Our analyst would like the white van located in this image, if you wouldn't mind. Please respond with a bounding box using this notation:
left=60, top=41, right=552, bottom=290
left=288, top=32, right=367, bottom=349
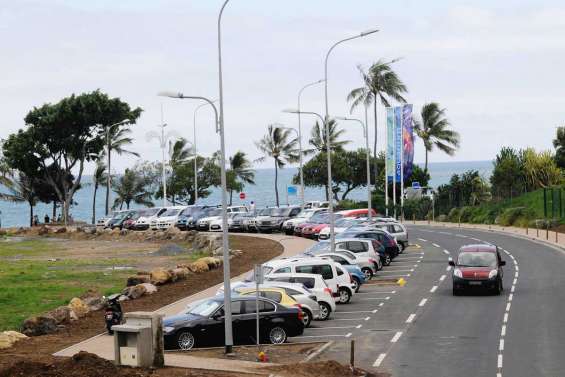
left=151, top=206, right=188, bottom=230
left=134, top=207, right=166, bottom=230
left=263, top=257, right=353, bottom=304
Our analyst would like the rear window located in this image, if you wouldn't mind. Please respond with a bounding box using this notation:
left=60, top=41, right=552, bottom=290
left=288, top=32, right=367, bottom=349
left=259, top=301, right=276, bottom=312
left=295, top=277, right=315, bottom=289
left=260, top=291, right=282, bottom=302
left=347, top=241, right=368, bottom=253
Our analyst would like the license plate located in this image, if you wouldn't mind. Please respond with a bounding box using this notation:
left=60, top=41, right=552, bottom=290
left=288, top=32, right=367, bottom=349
left=469, top=281, right=482, bottom=285
left=106, top=314, right=113, bottom=320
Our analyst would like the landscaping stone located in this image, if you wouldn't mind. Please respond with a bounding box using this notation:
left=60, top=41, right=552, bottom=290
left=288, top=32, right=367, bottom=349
left=38, top=226, right=49, bottom=235
left=21, top=315, right=58, bottom=336
left=83, top=296, right=107, bottom=311
left=187, top=260, right=209, bottom=273
left=197, top=256, right=222, bottom=269
left=124, top=284, right=146, bottom=299
left=55, top=227, right=67, bottom=234
left=139, top=283, right=157, bottom=294
left=126, top=275, right=150, bottom=287
left=45, top=306, right=73, bottom=324
left=68, top=297, right=90, bottom=318
left=150, top=268, right=172, bottom=285
left=0, top=331, right=27, bottom=350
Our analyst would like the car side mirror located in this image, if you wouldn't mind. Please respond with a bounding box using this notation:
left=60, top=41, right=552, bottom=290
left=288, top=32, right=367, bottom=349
left=500, top=260, right=506, bottom=266
left=448, top=260, right=455, bottom=267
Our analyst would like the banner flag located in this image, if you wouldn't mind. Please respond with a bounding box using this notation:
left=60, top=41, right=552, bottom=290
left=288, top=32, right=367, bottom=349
left=394, top=106, right=402, bottom=183
left=386, top=108, right=395, bottom=179
left=402, top=104, right=414, bottom=179
left=287, top=186, right=297, bottom=196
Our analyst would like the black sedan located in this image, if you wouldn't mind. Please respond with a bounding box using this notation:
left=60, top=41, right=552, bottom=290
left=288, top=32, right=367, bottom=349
left=163, top=296, right=305, bottom=350
left=337, top=228, right=400, bottom=259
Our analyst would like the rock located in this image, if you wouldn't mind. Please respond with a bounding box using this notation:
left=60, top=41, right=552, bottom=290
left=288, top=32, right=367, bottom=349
left=170, top=267, right=190, bottom=281
left=45, top=306, right=73, bottom=324
left=120, top=229, right=128, bottom=236
left=165, top=227, right=182, bottom=236
left=22, top=316, right=58, bottom=336
left=38, top=226, right=49, bottom=235
left=187, top=260, right=209, bottom=273
left=150, top=268, right=172, bottom=285
left=123, top=284, right=146, bottom=299
left=55, top=227, right=67, bottom=234
left=83, top=296, right=107, bottom=311
left=197, top=256, right=222, bottom=269
left=126, top=275, right=150, bottom=287
left=75, top=226, right=84, bottom=233
left=0, top=331, right=27, bottom=350
left=117, top=295, right=130, bottom=302
left=110, top=228, right=121, bottom=236
left=84, top=227, right=97, bottom=235
left=139, top=283, right=157, bottom=294
left=68, top=297, right=90, bottom=318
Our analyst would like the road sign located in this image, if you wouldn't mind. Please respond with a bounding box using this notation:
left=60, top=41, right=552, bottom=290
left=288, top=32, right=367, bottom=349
left=254, top=264, right=264, bottom=284
left=412, top=181, right=421, bottom=189
left=287, top=186, right=297, bottom=196
left=239, top=192, right=246, bottom=200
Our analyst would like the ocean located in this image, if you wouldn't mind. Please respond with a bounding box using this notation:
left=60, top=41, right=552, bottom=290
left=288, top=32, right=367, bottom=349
left=0, top=160, right=493, bottom=227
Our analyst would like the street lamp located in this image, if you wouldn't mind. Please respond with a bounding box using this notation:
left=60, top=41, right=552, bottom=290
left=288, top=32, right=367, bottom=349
left=193, top=100, right=217, bottom=204
left=296, top=79, right=325, bottom=210
left=105, top=119, right=130, bottom=216
left=146, top=123, right=180, bottom=208
left=335, top=116, right=372, bottom=220
left=323, top=28, right=379, bottom=253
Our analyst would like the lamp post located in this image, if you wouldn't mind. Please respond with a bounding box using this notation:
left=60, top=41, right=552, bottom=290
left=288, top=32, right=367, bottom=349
left=193, top=100, right=217, bottom=203
left=145, top=123, right=179, bottom=208
left=335, top=116, right=372, bottom=220
left=296, top=79, right=325, bottom=210
left=323, top=28, right=379, bottom=253
left=104, top=120, right=129, bottom=216
left=159, top=91, right=232, bottom=353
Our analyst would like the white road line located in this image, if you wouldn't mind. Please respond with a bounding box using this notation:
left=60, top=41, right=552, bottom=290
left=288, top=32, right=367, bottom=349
left=294, top=334, right=349, bottom=339
left=356, top=325, right=362, bottom=329
left=503, top=249, right=510, bottom=255
left=345, top=332, right=352, bottom=338
left=470, top=237, right=482, bottom=241
left=439, top=275, right=446, bottom=281
left=511, top=285, right=515, bottom=293
left=406, top=314, right=416, bottom=323
left=515, top=271, right=519, bottom=278
left=497, top=373, right=502, bottom=377
left=506, top=303, right=511, bottom=312
left=455, top=234, right=467, bottom=238
left=498, top=354, right=503, bottom=368
left=515, top=265, right=519, bottom=271
left=309, top=326, right=357, bottom=330
left=432, top=243, right=440, bottom=247
left=418, top=238, right=428, bottom=242
left=372, top=309, right=378, bottom=313
left=390, top=331, right=403, bottom=343
left=513, top=278, right=517, bottom=285
left=379, top=302, right=384, bottom=307
left=501, top=325, right=506, bottom=336
left=418, top=298, right=428, bottom=307
left=334, top=310, right=376, bottom=314
left=443, top=249, right=450, bottom=255
left=365, top=316, right=370, bottom=321
left=503, top=313, right=509, bottom=323
left=373, top=353, right=387, bottom=367
left=499, top=339, right=505, bottom=351
left=508, top=294, right=513, bottom=302
left=430, top=285, right=438, bottom=293
left=446, top=266, right=452, bottom=271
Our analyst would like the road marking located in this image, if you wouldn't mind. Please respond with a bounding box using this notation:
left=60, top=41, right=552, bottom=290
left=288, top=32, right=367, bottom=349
left=470, top=237, right=482, bottom=241
left=418, top=298, right=428, bottom=307
left=439, top=231, right=452, bottom=235
left=406, top=314, right=416, bottom=323
left=294, top=334, right=349, bottom=339
left=497, top=373, right=502, bottom=377
left=358, top=296, right=390, bottom=301
left=515, top=271, right=519, bottom=278
left=432, top=243, right=440, bottom=247
left=503, top=249, right=510, bottom=255
left=365, top=316, right=370, bottom=321
left=513, top=278, right=517, bottom=285
left=379, top=302, right=384, bottom=307
left=498, top=354, right=503, bottom=368
left=439, top=275, right=446, bottom=281
left=511, top=285, right=515, bottom=293
left=390, top=331, right=403, bottom=343
left=430, top=285, right=438, bottom=293
left=417, top=260, right=422, bottom=263
left=356, top=324, right=362, bottom=329
left=508, top=294, right=513, bottom=302
left=373, top=353, right=387, bottom=367
left=345, top=332, right=352, bottom=338
left=455, top=234, right=467, bottom=238
left=418, top=238, right=428, bottom=242
left=379, top=269, right=414, bottom=273
left=503, top=313, right=509, bottom=323
left=506, top=303, right=511, bottom=312
left=334, top=310, right=376, bottom=314
left=515, top=265, right=519, bottom=271
left=443, top=249, right=450, bottom=255
left=309, top=326, right=358, bottom=330
left=446, top=266, right=452, bottom=271
left=501, top=325, right=506, bottom=336
left=333, top=318, right=367, bottom=321
left=499, top=339, right=505, bottom=351
left=372, top=309, right=378, bottom=313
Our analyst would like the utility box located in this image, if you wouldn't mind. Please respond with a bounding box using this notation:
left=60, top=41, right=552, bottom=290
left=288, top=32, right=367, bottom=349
left=113, top=312, right=164, bottom=368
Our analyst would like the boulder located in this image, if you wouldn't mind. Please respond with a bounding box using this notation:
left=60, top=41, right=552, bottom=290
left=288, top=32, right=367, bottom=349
left=68, top=297, right=90, bottom=318
left=83, top=296, right=107, bottom=311
left=55, top=227, right=67, bottom=234
left=139, top=283, right=157, bottom=294
left=170, top=267, right=190, bottom=281
left=38, top=226, right=49, bottom=235
left=187, top=260, right=209, bottom=273
left=126, top=275, right=150, bottom=287
left=84, top=227, right=97, bottom=235
left=0, top=331, right=27, bottom=350
left=21, top=316, right=58, bottom=336
left=150, top=268, right=172, bottom=285
left=123, top=284, right=146, bottom=299
left=110, top=228, right=121, bottom=236
left=45, top=306, right=73, bottom=324
left=120, top=229, right=128, bottom=236
left=197, top=256, right=222, bottom=269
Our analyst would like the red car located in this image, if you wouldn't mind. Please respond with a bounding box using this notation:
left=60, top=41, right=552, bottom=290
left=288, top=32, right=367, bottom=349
left=294, top=213, right=330, bottom=237
left=449, top=244, right=506, bottom=295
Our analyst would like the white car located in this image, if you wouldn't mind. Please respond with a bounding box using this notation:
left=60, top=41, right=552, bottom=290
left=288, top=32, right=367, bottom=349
left=134, top=207, right=166, bottom=230
left=197, top=212, right=222, bottom=231
left=151, top=206, right=188, bottom=230
left=209, top=213, right=239, bottom=232
left=314, top=251, right=379, bottom=280
left=334, top=263, right=356, bottom=304
left=282, top=208, right=327, bottom=235
left=317, top=217, right=371, bottom=240
left=227, top=205, right=248, bottom=214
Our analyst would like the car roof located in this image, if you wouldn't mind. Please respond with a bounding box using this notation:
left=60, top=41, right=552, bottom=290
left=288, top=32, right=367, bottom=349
left=459, top=244, right=497, bottom=253
left=265, top=272, right=323, bottom=280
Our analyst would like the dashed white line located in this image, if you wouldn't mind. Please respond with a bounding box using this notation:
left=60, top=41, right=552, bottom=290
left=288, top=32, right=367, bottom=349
left=499, top=339, right=505, bottom=351
left=511, top=285, right=515, bottom=293
left=508, top=294, right=513, bottom=302
left=498, top=354, right=503, bottom=368
left=501, top=325, right=506, bottom=336
left=505, top=302, right=511, bottom=312
left=418, top=298, right=428, bottom=307
left=439, top=275, right=446, bottom=281
left=355, top=324, right=362, bottom=329
left=503, top=249, right=510, bottom=255
left=418, top=238, right=428, bottom=242
left=432, top=243, right=440, bottom=247
left=379, top=302, right=384, bottom=307
left=372, top=309, right=378, bottom=313
left=443, top=249, right=450, bottom=255
left=503, top=313, right=509, bottom=323
left=430, top=285, right=438, bottom=293
left=345, top=332, right=352, bottom=338
left=365, top=316, right=370, bottom=321
left=513, top=278, right=517, bottom=285
left=406, top=314, right=416, bottom=323
left=446, top=266, right=452, bottom=271
left=373, top=353, right=387, bottom=367
left=390, top=331, right=403, bottom=343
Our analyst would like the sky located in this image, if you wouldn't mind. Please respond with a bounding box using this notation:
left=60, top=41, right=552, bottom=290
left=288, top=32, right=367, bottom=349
left=1, top=0, right=564, bottom=174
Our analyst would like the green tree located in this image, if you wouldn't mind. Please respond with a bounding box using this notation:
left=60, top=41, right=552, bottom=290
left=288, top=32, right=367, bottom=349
left=520, top=148, right=562, bottom=190
left=112, top=168, right=154, bottom=210
left=167, top=138, right=194, bottom=205
left=255, top=125, right=299, bottom=207
left=227, top=151, right=255, bottom=205
left=553, top=126, right=565, bottom=170
left=305, top=118, right=349, bottom=155
left=0, top=173, right=38, bottom=226
left=414, top=102, right=460, bottom=172
left=92, top=161, right=106, bottom=224
left=490, top=147, right=524, bottom=200
left=347, top=59, right=407, bottom=172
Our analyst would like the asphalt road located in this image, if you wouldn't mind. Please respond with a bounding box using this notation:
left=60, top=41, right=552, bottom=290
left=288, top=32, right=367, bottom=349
left=315, top=225, right=565, bottom=377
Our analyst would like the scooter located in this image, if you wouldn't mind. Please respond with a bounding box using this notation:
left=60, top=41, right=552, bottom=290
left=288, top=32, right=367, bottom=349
left=104, top=293, right=123, bottom=334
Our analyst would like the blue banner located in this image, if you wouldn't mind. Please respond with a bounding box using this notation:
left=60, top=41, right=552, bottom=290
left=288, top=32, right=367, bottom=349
left=287, top=186, right=297, bottom=196
left=386, top=108, right=395, bottom=180
left=394, top=107, right=402, bottom=183
left=402, top=104, right=414, bottom=179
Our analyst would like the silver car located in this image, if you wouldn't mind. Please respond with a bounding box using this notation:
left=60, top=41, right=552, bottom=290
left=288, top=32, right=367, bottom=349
left=374, top=222, right=409, bottom=251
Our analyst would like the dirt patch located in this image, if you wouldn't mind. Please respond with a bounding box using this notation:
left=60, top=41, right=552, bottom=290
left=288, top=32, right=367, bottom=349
left=0, top=236, right=282, bottom=372
left=176, top=343, right=321, bottom=364
left=267, top=360, right=389, bottom=377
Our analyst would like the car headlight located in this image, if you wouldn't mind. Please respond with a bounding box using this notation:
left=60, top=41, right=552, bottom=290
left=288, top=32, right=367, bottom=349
left=453, top=268, right=463, bottom=278
left=163, top=326, right=175, bottom=334
left=488, top=269, right=498, bottom=279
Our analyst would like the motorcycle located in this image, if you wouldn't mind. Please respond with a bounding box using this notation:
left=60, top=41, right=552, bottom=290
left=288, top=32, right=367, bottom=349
left=104, top=293, right=123, bottom=334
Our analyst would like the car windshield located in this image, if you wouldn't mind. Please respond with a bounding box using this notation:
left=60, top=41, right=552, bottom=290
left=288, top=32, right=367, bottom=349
left=296, top=210, right=314, bottom=218
left=180, top=206, right=204, bottom=216
left=457, top=252, right=497, bottom=267
left=305, top=242, right=331, bottom=253
left=111, top=212, right=128, bottom=220
left=335, top=218, right=358, bottom=227
left=161, top=208, right=183, bottom=217
left=188, top=299, right=222, bottom=317
left=140, top=208, right=161, bottom=217
left=204, top=208, right=222, bottom=217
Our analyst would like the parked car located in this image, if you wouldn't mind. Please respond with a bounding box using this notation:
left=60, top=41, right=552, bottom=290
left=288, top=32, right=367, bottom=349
left=309, top=250, right=377, bottom=282
left=295, top=213, right=332, bottom=238
left=229, top=213, right=255, bottom=232
left=175, top=206, right=210, bottom=231
left=282, top=208, right=328, bottom=235
left=256, top=206, right=302, bottom=233
left=302, top=214, right=344, bottom=239
left=243, top=208, right=270, bottom=232
left=105, top=210, right=135, bottom=229
left=163, top=296, right=304, bottom=350
left=337, top=228, right=400, bottom=261
left=96, top=216, right=112, bottom=228
left=317, top=217, right=370, bottom=240
left=227, top=205, right=248, bottom=214
left=150, top=206, right=188, bottom=230
left=449, top=244, right=505, bottom=295
left=264, top=273, right=336, bottom=320
left=134, top=207, right=166, bottom=230
left=209, top=212, right=241, bottom=232
left=196, top=208, right=223, bottom=231
left=333, top=239, right=384, bottom=270
left=122, top=210, right=142, bottom=230
left=372, top=222, right=409, bottom=251
left=333, top=263, right=357, bottom=304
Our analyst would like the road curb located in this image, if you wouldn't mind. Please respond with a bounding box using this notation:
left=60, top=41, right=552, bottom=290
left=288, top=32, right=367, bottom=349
left=302, top=341, right=334, bottom=363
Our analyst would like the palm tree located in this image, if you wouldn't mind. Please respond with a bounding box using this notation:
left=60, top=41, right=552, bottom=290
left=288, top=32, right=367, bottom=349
left=347, top=59, right=408, bottom=174
left=0, top=173, right=38, bottom=226
left=112, top=168, right=154, bottom=210
left=255, top=125, right=299, bottom=207
left=228, top=151, right=255, bottom=205
left=414, top=102, right=460, bottom=171
left=168, top=138, right=194, bottom=205
left=104, top=126, right=140, bottom=215
left=91, top=162, right=106, bottom=224
left=304, top=118, right=349, bottom=155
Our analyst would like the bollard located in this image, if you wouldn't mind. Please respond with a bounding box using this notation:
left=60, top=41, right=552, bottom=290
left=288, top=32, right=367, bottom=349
left=350, top=339, right=355, bottom=368
left=546, top=226, right=549, bottom=240
left=536, top=224, right=539, bottom=237
left=526, top=226, right=528, bottom=235
left=413, top=214, right=416, bottom=225
left=556, top=231, right=559, bottom=243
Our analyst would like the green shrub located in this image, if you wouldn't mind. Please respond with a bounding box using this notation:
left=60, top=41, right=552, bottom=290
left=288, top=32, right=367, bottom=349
left=437, top=214, right=448, bottom=222
left=498, top=207, right=536, bottom=226
left=447, top=208, right=461, bottom=222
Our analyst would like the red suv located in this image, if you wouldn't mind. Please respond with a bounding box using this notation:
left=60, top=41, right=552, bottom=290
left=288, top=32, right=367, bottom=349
left=449, top=244, right=506, bottom=295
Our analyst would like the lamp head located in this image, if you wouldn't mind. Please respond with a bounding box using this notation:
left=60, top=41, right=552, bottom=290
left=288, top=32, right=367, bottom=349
left=157, top=91, right=183, bottom=99
left=282, top=108, right=299, bottom=114
left=360, top=28, right=379, bottom=37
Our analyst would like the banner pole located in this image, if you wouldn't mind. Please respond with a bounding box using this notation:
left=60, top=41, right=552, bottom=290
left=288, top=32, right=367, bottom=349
left=400, top=109, right=404, bottom=222
left=392, top=109, right=397, bottom=219
left=385, top=109, right=389, bottom=217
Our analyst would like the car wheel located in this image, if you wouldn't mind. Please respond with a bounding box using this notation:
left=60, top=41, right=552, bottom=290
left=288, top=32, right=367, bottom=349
left=176, top=330, right=195, bottom=350
left=338, top=287, right=351, bottom=304
left=495, top=279, right=503, bottom=295
left=452, top=287, right=459, bottom=296
left=400, top=243, right=406, bottom=253
left=383, top=254, right=391, bottom=266
left=301, top=308, right=313, bottom=327
left=268, top=326, right=287, bottom=344
left=351, top=277, right=360, bottom=293
left=318, top=302, right=331, bottom=320
left=362, top=268, right=373, bottom=281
